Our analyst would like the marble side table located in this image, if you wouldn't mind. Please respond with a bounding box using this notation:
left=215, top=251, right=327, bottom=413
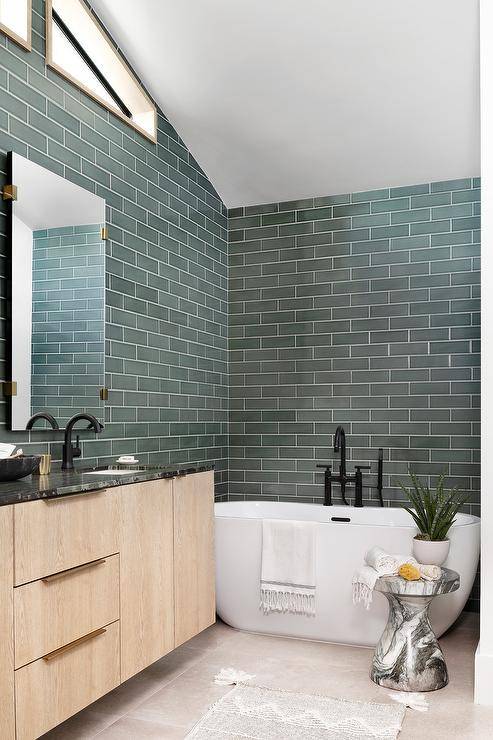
left=370, top=568, right=460, bottom=692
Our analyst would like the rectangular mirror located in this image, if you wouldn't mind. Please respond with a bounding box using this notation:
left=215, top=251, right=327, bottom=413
left=8, top=153, right=106, bottom=431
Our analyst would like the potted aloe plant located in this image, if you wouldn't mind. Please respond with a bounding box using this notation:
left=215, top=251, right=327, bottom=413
left=399, top=471, right=469, bottom=565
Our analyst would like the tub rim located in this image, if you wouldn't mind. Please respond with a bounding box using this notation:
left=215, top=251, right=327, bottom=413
left=214, top=500, right=479, bottom=528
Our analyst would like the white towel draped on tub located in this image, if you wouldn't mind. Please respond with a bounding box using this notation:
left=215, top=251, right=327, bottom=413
left=260, top=519, right=316, bottom=616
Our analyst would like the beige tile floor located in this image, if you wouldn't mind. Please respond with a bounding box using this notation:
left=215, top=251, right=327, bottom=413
left=43, top=612, right=493, bottom=739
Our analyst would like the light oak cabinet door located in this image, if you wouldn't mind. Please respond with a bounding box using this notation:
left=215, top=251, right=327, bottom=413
left=14, top=489, right=120, bottom=585
left=120, top=478, right=175, bottom=681
left=0, top=506, right=14, bottom=740
left=173, top=470, right=216, bottom=647
left=15, top=621, right=120, bottom=740
left=14, top=554, right=120, bottom=668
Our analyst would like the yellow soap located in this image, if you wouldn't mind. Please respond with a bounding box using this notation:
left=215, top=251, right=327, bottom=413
left=398, top=563, right=421, bottom=581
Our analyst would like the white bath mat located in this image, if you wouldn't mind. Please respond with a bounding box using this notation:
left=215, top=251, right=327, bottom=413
left=186, top=683, right=406, bottom=739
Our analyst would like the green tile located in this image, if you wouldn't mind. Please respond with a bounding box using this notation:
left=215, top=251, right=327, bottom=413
left=245, top=203, right=278, bottom=216
left=452, top=188, right=481, bottom=204
left=332, top=228, right=370, bottom=243
left=431, top=204, right=472, bottom=220
left=431, top=178, right=472, bottom=192
left=353, top=213, right=390, bottom=228
left=431, top=231, right=473, bottom=246
left=263, top=211, right=296, bottom=226
left=391, top=208, right=430, bottom=225
left=452, top=216, right=481, bottom=231
left=10, top=117, right=46, bottom=151
left=279, top=198, right=314, bottom=211
left=9, top=75, right=46, bottom=112
left=371, top=197, right=409, bottom=214
left=353, top=188, right=390, bottom=202
left=2, top=89, right=28, bottom=120
left=391, top=184, right=429, bottom=198
left=371, top=225, right=409, bottom=239
left=47, top=101, right=80, bottom=135
left=314, top=193, right=350, bottom=206
left=390, top=235, right=429, bottom=251
left=333, top=203, right=370, bottom=217
left=410, top=220, right=450, bottom=235
left=310, top=216, right=351, bottom=230
left=411, top=192, right=451, bottom=208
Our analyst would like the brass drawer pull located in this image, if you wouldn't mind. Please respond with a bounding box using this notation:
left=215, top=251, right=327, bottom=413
left=43, top=489, right=107, bottom=503
left=42, top=558, right=107, bottom=584
left=43, top=627, right=106, bottom=662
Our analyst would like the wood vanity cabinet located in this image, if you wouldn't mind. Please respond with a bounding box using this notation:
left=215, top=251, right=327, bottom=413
left=0, top=506, right=15, bottom=740
left=120, top=478, right=175, bottom=681
left=174, top=471, right=216, bottom=646
left=0, top=470, right=215, bottom=739
left=13, top=488, right=120, bottom=586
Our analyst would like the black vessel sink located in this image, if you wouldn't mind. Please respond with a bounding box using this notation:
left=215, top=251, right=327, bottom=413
left=0, top=456, right=40, bottom=482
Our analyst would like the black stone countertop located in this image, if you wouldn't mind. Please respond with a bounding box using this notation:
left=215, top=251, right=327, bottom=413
left=0, top=462, right=214, bottom=506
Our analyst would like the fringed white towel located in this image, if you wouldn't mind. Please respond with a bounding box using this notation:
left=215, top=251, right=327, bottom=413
left=352, top=547, right=419, bottom=609
left=387, top=691, right=429, bottom=712
left=260, top=519, right=316, bottom=616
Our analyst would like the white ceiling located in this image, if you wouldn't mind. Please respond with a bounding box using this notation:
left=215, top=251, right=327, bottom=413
left=90, top=0, right=480, bottom=208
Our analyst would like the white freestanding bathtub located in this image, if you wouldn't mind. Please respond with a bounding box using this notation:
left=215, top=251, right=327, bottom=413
left=215, top=501, right=480, bottom=647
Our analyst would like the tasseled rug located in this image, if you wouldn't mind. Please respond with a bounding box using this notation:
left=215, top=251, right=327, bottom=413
left=186, top=683, right=406, bottom=739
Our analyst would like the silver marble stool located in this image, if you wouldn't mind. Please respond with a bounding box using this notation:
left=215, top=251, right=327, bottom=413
left=370, top=568, right=460, bottom=692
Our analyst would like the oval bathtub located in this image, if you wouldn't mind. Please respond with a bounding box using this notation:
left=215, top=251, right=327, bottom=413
left=215, top=501, right=480, bottom=647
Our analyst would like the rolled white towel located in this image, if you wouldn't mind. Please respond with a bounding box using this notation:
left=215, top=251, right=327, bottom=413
left=364, top=546, right=397, bottom=574
left=352, top=548, right=419, bottom=609
left=364, top=546, right=417, bottom=574
left=419, top=564, right=442, bottom=581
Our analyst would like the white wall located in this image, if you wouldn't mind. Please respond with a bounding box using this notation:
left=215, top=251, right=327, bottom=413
left=476, top=0, right=493, bottom=705
left=11, top=215, right=33, bottom=431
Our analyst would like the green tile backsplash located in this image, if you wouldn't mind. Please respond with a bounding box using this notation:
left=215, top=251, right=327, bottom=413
left=0, top=1, right=228, bottom=493
left=228, top=181, right=481, bottom=609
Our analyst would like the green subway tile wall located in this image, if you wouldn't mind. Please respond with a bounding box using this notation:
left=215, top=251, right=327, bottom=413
left=228, top=181, right=481, bottom=610
left=0, top=1, right=228, bottom=493
left=31, top=224, right=105, bottom=426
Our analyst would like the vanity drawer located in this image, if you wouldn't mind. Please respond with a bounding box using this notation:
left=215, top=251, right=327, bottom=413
left=15, top=620, right=120, bottom=740
left=14, top=554, right=120, bottom=668
left=14, top=489, right=120, bottom=586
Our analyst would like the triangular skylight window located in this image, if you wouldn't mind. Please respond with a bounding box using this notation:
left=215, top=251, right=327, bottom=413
left=47, top=0, right=156, bottom=142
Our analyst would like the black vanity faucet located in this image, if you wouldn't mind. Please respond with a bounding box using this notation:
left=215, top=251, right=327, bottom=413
left=61, top=413, right=103, bottom=470
left=26, top=412, right=60, bottom=430
left=317, top=427, right=385, bottom=507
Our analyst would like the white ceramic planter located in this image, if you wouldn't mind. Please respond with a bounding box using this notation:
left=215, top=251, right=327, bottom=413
left=412, top=537, right=450, bottom=566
